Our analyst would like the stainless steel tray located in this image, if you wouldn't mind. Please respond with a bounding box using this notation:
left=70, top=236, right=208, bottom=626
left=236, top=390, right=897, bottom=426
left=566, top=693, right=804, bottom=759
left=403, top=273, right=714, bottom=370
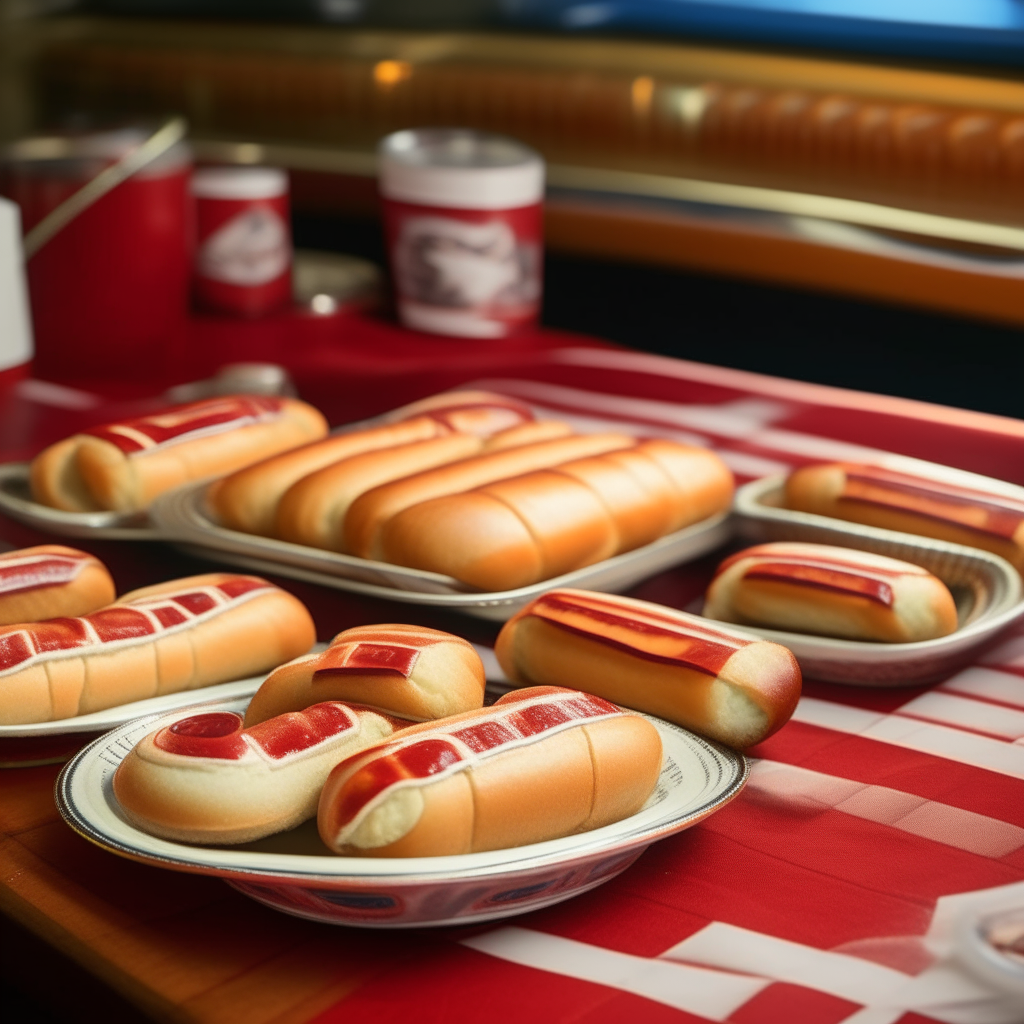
left=150, top=480, right=733, bottom=621
left=729, top=475, right=1024, bottom=685
left=0, top=462, right=159, bottom=539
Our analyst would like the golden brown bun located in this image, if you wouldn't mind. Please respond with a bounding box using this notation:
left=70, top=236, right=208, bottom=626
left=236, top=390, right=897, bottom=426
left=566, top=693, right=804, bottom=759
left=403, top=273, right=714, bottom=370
left=785, top=462, right=1024, bottom=573
left=29, top=437, right=100, bottom=511
left=31, top=396, right=327, bottom=513
left=317, top=686, right=662, bottom=856
left=343, top=432, right=636, bottom=560
left=244, top=624, right=486, bottom=725
left=0, top=573, right=315, bottom=724
left=384, top=390, right=535, bottom=437
left=703, top=542, right=958, bottom=642
left=376, top=440, right=734, bottom=591
left=483, top=420, right=574, bottom=450
left=274, top=433, right=482, bottom=551
left=495, top=589, right=801, bottom=749
left=0, top=546, right=116, bottom=625
left=114, top=702, right=405, bottom=845
left=381, top=473, right=619, bottom=590
left=207, top=415, right=452, bottom=536
left=553, top=446, right=676, bottom=551
left=634, top=441, right=735, bottom=531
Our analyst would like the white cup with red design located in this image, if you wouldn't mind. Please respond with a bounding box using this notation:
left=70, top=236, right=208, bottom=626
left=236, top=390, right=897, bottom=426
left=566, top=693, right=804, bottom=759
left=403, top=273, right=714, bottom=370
left=379, top=129, right=544, bottom=339
left=192, top=166, right=292, bottom=317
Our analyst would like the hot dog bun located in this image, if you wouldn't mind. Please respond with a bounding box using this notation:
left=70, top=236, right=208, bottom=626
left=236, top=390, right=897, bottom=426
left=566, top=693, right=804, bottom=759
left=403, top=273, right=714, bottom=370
left=207, top=415, right=456, bottom=536
left=785, top=463, right=1024, bottom=573
left=380, top=472, right=620, bottom=591
left=378, top=441, right=734, bottom=590
left=483, top=420, right=574, bottom=450
left=0, top=573, right=315, bottom=724
left=244, top=624, right=486, bottom=725
left=704, top=542, right=958, bottom=642
left=0, top=546, right=116, bottom=625
left=495, top=589, right=801, bottom=748
left=114, top=702, right=409, bottom=845
left=385, top=390, right=535, bottom=437
left=275, top=433, right=483, bottom=550
left=31, top=396, right=327, bottom=513
left=343, top=432, right=636, bottom=561
left=317, top=686, right=662, bottom=857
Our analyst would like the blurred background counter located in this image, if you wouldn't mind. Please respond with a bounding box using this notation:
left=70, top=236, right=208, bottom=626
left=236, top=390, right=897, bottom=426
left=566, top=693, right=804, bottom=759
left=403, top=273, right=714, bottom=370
left=1, top=3, right=1021, bottom=407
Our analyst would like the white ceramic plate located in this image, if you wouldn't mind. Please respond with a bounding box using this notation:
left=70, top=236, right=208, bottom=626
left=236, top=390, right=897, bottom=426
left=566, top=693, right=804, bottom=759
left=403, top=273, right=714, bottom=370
left=56, top=697, right=748, bottom=928
left=0, top=675, right=268, bottom=739
left=150, top=481, right=733, bottom=621
left=0, top=676, right=270, bottom=768
left=0, top=462, right=160, bottom=539
left=728, top=475, right=1024, bottom=685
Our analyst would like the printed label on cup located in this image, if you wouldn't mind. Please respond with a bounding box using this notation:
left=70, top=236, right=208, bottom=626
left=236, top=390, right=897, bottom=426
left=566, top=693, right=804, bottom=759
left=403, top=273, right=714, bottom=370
left=389, top=209, right=541, bottom=338
left=198, top=207, right=290, bottom=287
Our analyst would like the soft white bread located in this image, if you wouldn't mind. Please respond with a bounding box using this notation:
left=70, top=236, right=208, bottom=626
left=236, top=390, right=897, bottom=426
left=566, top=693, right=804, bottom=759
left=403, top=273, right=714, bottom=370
left=377, top=440, right=735, bottom=591
left=244, top=624, right=486, bottom=725
left=343, top=432, right=636, bottom=560
left=703, top=542, right=958, bottom=642
left=384, top=389, right=535, bottom=437
left=0, top=546, right=116, bottom=625
left=495, top=589, right=801, bottom=749
left=275, top=433, right=483, bottom=550
left=0, top=573, right=315, bottom=724
left=317, top=686, right=662, bottom=857
left=785, top=462, right=1024, bottom=573
left=114, top=702, right=408, bottom=845
left=31, top=396, right=327, bottom=513
left=207, top=415, right=455, bottom=536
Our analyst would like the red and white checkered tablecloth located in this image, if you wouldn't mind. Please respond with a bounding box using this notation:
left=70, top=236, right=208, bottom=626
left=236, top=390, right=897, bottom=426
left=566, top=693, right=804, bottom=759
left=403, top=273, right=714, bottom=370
left=307, top=346, right=1024, bottom=1024
left=5, top=328, right=1020, bottom=1024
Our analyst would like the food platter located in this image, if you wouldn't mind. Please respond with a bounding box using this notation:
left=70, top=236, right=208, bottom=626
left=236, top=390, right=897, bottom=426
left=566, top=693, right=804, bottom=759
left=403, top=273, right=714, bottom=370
left=56, top=696, right=748, bottom=928
left=151, top=480, right=733, bottom=620
left=729, top=475, right=1024, bottom=684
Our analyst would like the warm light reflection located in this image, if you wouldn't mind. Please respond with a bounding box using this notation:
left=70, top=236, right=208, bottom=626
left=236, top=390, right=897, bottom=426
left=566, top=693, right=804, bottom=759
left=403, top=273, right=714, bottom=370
left=374, top=60, right=412, bottom=87
left=631, top=75, right=655, bottom=117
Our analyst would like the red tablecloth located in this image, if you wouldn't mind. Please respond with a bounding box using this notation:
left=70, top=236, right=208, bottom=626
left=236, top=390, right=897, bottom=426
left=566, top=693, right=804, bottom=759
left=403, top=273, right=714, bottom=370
left=3, top=320, right=1022, bottom=1024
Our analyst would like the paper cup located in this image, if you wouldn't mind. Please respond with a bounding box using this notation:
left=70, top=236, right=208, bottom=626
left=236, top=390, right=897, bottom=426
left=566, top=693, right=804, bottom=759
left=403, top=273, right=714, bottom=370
left=380, top=129, right=544, bottom=339
left=192, top=166, right=292, bottom=317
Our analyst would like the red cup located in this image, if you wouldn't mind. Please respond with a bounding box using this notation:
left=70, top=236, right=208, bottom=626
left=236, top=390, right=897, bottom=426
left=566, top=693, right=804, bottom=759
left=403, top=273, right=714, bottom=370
left=192, top=166, right=292, bottom=317
left=379, top=129, right=544, bottom=339
left=0, top=129, right=192, bottom=381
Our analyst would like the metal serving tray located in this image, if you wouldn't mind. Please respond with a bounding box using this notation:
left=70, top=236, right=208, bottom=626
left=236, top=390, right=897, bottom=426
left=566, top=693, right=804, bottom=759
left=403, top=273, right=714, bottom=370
left=150, top=480, right=733, bottom=621
left=0, top=462, right=160, bottom=539
left=728, top=475, right=1024, bottom=685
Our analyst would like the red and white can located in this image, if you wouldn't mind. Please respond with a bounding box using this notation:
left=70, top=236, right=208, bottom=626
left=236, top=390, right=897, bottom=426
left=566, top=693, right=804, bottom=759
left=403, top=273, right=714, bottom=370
left=192, top=166, right=292, bottom=317
left=379, top=129, right=544, bottom=339
left=1, top=128, right=192, bottom=380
